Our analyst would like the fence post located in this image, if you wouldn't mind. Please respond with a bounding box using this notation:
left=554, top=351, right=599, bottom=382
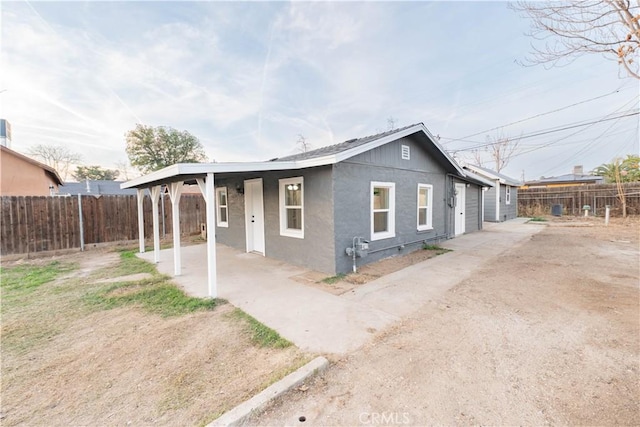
left=78, top=194, right=84, bottom=251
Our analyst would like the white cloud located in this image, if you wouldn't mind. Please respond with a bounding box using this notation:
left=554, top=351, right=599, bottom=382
left=1, top=1, right=635, bottom=179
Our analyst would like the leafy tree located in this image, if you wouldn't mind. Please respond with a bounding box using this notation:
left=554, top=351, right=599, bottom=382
left=27, top=144, right=82, bottom=181
left=125, top=124, right=208, bottom=173
left=73, top=165, right=119, bottom=181
left=592, top=154, right=640, bottom=183
left=510, top=1, right=640, bottom=79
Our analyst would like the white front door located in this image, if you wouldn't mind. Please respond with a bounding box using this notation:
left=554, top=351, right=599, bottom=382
left=454, top=183, right=466, bottom=236
left=244, top=178, right=265, bottom=255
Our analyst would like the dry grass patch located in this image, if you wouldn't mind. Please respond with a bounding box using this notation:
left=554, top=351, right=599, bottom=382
left=1, top=250, right=308, bottom=426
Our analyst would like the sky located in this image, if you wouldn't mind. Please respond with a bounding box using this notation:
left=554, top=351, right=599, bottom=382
left=1, top=0, right=638, bottom=182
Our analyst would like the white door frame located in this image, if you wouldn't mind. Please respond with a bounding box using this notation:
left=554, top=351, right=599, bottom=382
left=244, top=178, right=265, bottom=255
left=495, top=180, right=501, bottom=222
left=454, top=183, right=466, bottom=236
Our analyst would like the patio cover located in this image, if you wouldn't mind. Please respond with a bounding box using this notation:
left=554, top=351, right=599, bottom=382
left=120, top=123, right=480, bottom=298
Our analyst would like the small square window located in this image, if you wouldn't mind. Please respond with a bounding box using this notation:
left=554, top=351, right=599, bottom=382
left=401, top=144, right=410, bottom=160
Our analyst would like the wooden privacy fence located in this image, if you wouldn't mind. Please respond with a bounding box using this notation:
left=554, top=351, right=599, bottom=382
left=518, top=182, right=640, bottom=217
left=1, top=194, right=206, bottom=256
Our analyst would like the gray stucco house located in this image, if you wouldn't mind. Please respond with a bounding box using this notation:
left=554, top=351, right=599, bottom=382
left=123, top=123, right=492, bottom=297
left=464, top=164, right=520, bottom=222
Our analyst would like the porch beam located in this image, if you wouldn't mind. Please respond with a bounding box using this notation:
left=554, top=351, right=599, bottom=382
left=150, top=185, right=162, bottom=263
left=136, top=189, right=145, bottom=253
left=196, top=178, right=207, bottom=203
left=168, top=181, right=183, bottom=276
left=205, top=172, right=217, bottom=298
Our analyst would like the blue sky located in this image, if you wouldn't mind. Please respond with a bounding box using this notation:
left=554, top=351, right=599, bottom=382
left=1, top=1, right=638, bottom=181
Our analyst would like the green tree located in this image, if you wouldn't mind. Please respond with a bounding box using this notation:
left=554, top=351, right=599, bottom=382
left=125, top=124, right=208, bottom=173
left=592, top=154, right=640, bottom=183
left=73, top=165, right=120, bottom=181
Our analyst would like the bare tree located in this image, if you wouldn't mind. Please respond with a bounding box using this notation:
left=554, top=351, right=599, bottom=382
left=510, top=1, right=640, bottom=79
left=296, top=134, right=312, bottom=153
left=471, top=149, right=486, bottom=168
left=27, top=144, right=82, bottom=181
left=470, top=132, right=521, bottom=173
left=115, top=160, right=137, bottom=181
left=487, top=133, right=521, bottom=173
left=387, top=116, right=398, bottom=131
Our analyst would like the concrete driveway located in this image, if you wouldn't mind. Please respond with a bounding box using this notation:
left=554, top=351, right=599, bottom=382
left=139, top=219, right=544, bottom=354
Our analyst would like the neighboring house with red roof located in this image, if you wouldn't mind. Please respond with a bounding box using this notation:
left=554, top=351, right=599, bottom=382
left=0, top=145, right=63, bottom=196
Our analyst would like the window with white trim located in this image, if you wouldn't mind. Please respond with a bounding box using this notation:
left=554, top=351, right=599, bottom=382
left=371, top=182, right=396, bottom=241
left=401, top=144, right=410, bottom=160
left=279, top=177, right=304, bottom=238
left=417, top=184, right=433, bottom=231
left=505, top=186, right=511, bottom=205
left=216, top=187, right=228, bottom=227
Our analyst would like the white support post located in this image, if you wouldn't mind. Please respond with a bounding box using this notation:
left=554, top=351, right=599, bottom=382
left=151, top=186, right=161, bottom=263
left=168, top=181, right=183, bottom=276
left=205, top=173, right=217, bottom=298
left=136, top=189, right=145, bottom=253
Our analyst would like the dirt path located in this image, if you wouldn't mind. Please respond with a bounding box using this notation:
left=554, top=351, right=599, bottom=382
left=252, top=220, right=640, bottom=425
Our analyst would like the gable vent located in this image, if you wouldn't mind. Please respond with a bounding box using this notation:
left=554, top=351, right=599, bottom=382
left=401, top=144, right=410, bottom=160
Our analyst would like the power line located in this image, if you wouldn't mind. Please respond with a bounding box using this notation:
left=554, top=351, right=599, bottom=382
left=512, top=96, right=640, bottom=158
left=449, top=111, right=639, bottom=152
left=441, top=85, right=633, bottom=144
left=540, top=110, right=631, bottom=175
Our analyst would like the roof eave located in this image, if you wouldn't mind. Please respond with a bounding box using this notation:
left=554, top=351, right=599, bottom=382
left=333, top=123, right=465, bottom=175
left=121, top=123, right=467, bottom=189
left=120, top=158, right=342, bottom=189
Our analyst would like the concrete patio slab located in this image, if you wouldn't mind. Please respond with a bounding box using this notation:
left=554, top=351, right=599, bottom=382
left=138, top=218, right=544, bottom=354
left=344, top=218, right=543, bottom=318
left=139, top=244, right=398, bottom=354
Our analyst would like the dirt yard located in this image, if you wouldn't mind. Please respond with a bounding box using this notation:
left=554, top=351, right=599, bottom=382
left=252, top=217, right=640, bottom=425
left=0, top=250, right=308, bottom=426
left=293, top=246, right=450, bottom=295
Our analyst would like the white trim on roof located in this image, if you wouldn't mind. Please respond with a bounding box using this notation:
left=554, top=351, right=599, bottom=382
left=465, top=164, right=521, bottom=187
left=121, top=123, right=466, bottom=189
left=461, top=170, right=496, bottom=187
